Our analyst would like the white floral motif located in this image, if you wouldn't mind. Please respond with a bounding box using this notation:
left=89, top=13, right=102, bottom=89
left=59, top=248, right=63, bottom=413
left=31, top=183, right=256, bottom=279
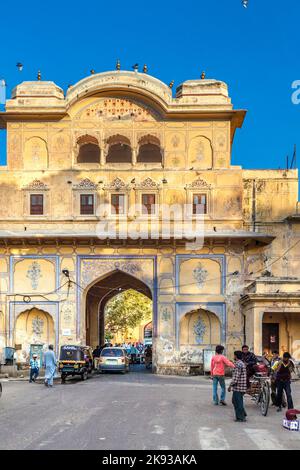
left=192, top=262, right=208, bottom=289
left=32, top=316, right=44, bottom=336
left=194, top=315, right=206, bottom=344
left=26, top=261, right=42, bottom=290
left=161, top=307, right=171, bottom=322
left=81, top=260, right=151, bottom=289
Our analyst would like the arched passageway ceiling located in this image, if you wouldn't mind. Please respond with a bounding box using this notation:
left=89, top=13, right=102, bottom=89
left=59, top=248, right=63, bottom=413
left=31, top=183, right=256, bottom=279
left=87, top=269, right=152, bottom=308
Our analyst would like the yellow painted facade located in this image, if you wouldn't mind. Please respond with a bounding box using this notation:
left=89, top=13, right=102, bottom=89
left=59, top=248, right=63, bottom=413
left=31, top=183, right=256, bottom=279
left=0, top=70, right=299, bottom=372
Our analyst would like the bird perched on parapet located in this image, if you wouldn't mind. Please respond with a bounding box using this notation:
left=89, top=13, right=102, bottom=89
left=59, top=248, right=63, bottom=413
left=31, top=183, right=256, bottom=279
left=143, top=64, right=148, bottom=73
left=169, top=80, right=175, bottom=89
left=201, top=71, right=206, bottom=79
left=132, top=64, right=139, bottom=72
left=262, top=270, right=272, bottom=277
left=90, top=69, right=95, bottom=75
left=189, top=167, right=194, bottom=171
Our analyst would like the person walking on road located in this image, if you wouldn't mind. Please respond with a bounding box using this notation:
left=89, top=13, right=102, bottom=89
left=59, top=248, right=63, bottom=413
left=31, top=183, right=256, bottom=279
left=228, top=351, right=248, bottom=422
left=270, top=350, right=281, bottom=405
left=130, top=344, right=138, bottom=364
left=272, top=352, right=295, bottom=412
left=43, top=345, right=57, bottom=388
left=210, top=345, right=235, bottom=406
left=29, top=353, right=40, bottom=383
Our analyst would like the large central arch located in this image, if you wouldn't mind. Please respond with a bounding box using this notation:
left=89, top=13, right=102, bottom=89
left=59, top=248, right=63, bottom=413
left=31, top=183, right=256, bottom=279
left=85, top=270, right=152, bottom=347
left=77, top=255, right=157, bottom=366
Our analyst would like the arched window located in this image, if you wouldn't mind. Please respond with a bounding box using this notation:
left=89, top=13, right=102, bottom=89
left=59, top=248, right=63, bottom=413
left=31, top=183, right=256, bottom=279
left=106, top=135, right=132, bottom=163
left=77, top=135, right=100, bottom=163
left=137, top=135, right=162, bottom=163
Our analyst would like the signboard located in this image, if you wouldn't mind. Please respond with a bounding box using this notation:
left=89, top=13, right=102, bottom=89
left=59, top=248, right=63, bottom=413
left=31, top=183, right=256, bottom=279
left=283, top=419, right=300, bottom=431
left=62, top=329, right=71, bottom=336
left=203, top=349, right=215, bottom=373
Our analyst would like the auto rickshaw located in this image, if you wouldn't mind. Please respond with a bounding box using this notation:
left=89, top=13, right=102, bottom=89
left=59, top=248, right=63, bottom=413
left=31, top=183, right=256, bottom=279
left=58, top=345, right=93, bottom=383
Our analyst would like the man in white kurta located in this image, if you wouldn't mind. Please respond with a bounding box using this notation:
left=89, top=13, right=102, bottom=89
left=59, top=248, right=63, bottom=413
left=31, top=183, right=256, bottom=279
left=43, top=345, right=57, bottom=387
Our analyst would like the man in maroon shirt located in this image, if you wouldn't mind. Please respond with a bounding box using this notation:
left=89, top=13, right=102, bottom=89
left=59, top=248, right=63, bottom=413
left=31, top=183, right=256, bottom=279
left=272, top=352, right=295, bottom=412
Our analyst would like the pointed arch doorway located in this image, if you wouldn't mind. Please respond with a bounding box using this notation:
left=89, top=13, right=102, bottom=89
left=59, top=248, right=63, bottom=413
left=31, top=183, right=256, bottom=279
left=83, top=269, right=153, bottom=372
left=86, top=269, right=152, bottom=345
left=78, top=255, right=157, bottom=369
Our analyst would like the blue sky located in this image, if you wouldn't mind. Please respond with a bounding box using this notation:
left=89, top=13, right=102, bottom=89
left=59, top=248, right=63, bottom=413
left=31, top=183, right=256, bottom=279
left=0, top=0, right=299, bottom=173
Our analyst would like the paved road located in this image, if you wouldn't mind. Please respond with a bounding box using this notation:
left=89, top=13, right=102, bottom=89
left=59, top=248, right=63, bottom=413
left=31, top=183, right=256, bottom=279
left=0, top=367, right=300, bottom=450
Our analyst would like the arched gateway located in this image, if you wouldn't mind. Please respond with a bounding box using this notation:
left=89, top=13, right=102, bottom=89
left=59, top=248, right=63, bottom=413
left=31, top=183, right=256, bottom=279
left=85, top=270, right=152, bottom=347
left=77, top=255, right=157, bottom=366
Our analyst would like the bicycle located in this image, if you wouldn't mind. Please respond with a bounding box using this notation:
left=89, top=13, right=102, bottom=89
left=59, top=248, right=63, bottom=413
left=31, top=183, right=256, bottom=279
left=246, top=373, right=271, bottom=416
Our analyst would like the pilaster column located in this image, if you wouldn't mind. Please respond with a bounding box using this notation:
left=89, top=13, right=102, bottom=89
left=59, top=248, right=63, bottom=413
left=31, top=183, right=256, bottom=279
left=132, top=148, right=137, bottom=166
left=100, top=147, right=105, bottom=166
left=253, top=308, right=264, bottom=355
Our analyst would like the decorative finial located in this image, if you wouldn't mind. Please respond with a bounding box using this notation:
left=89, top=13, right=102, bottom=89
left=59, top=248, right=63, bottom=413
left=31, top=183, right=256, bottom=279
left=37, top=70, right=41, bottom=81
left=169, top=80, right=174, bottom=89
left=143, top=64, right=148, bottom=73
left=90, top=69, right=95, bottom=75
left=116, top=59, right=121, bottom=71
left=201, top=71, right=206, bottom=80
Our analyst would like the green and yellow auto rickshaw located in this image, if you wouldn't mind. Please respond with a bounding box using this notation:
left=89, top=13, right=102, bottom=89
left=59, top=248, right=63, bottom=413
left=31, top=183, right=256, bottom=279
left=58, top=345, right=93, bottom=383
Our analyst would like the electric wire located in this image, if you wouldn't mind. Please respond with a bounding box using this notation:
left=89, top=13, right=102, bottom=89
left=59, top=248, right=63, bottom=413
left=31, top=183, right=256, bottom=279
left=71, top=237, right=300, bottom=296
left=3, top=237, right=299, bottom=305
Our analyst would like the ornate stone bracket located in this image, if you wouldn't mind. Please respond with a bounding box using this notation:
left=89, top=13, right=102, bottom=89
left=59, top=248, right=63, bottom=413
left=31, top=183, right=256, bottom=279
left=22, top=179, right=49, bottom=191
left=135, top=177, right=160, bottom=190
left=184, top=177, right=212, bottom=190
left=103, top=177, right=130, bottom=192
left=72, top=178, right=99, bottom=191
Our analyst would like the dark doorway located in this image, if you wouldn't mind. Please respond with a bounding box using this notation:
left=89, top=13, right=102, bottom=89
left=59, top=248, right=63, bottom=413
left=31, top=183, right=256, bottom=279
left=262, top=323, right=279, bottom=353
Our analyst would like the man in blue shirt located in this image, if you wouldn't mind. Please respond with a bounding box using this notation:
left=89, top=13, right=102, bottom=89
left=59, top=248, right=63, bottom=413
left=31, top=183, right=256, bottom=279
left=29, top=353, right=40, bottom=383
